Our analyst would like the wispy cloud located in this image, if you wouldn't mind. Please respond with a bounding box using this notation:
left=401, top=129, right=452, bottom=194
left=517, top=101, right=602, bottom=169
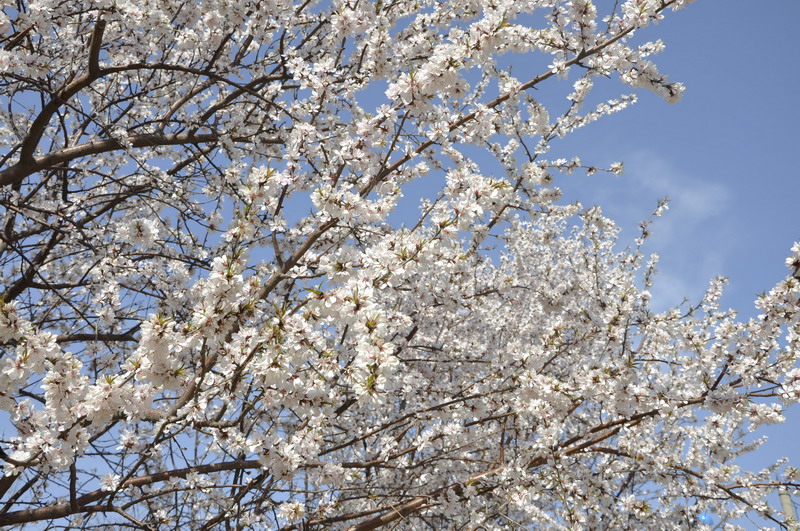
left=561, top=149, right=735, bottom=311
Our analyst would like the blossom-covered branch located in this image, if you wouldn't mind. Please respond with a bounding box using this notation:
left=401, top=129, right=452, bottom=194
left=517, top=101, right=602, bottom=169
left=1, top=0, right=798, bottom=529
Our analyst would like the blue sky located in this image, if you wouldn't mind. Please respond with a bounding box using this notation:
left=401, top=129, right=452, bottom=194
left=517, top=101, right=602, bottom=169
left=553, top=0, right=799, bottom=314
left=543, top=0, right=800, bottom=524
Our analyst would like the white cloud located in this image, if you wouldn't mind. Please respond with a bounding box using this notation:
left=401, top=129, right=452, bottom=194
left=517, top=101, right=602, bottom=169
left=560, top=149, right=734, bottom=311
left=624, top=150, right=734, bottom=310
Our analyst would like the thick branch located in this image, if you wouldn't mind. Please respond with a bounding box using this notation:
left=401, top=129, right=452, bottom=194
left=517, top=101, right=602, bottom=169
left=0, top=460, right=261, bottom=524
left=14, top=20, right=107, bottom=170
left=87, top=20, right=106, bottom=76
left=0, top=132, right=281, bottom=187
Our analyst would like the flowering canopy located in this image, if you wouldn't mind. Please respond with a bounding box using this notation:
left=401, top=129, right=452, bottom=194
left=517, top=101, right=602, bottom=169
left=0, top=0, right=798, bottom=528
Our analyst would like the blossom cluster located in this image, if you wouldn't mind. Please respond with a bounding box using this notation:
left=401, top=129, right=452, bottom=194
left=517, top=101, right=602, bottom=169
left=1, top=0, right=797, bottom=529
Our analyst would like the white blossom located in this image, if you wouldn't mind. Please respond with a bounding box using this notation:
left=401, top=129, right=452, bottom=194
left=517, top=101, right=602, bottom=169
left=0, top=0, right=795, bottom=529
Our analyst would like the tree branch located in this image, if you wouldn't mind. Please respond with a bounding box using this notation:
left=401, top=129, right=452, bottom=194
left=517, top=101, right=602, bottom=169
left=0, top=132, right=281, bottom=187
left=0, top=460, right=262, bottom=525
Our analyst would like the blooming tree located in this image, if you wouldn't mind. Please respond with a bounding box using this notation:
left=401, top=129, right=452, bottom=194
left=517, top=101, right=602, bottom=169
left=0, top=0, right=798, bottom=528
